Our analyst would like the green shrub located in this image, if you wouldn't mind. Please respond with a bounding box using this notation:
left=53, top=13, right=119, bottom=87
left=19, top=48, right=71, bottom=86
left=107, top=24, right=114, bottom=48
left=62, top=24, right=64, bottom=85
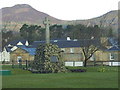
left=97, top=67, right=106, bottom=72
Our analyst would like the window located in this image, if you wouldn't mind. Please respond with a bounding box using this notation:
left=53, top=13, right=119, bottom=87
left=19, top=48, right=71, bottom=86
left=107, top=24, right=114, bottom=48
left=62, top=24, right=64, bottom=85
left=17, top=56, right=22, bottom=63
left=70, top=48, right=74, bottom=53
left=110, top=53, right=115, bottom=60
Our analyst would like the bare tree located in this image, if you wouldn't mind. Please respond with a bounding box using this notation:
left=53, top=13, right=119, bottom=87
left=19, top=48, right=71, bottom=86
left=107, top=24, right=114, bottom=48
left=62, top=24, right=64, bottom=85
left=81, top=38, right=108, bottom=67
left=82, top=44, right=99, bottom=67
left=81, top=22, right=107, bottom=67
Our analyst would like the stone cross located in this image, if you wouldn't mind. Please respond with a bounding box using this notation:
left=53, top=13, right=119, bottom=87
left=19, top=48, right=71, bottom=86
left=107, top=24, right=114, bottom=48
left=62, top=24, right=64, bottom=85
left=43, top=17, right=50, bottom=44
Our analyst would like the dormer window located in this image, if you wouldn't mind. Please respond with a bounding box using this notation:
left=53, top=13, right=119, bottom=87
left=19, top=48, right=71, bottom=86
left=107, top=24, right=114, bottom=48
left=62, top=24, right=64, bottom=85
left=8, top=44, right=12, bottom=47
left=17, top=42, right=23, bottom=45
left=54, top=40, right=58, bottom=42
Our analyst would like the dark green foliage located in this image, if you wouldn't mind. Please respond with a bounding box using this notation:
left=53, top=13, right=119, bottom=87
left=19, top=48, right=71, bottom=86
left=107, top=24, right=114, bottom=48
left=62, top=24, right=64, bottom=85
left=50, top=24, right=102, bottom=40
left=20, top=24, right=44, bottom=43
left=108, top=28, right=113, bottom=37
left=2, top=31, right=22, bottom=48
left=31, top=43, right=67, bottom=73
left=19, top=24, right=116, bottom=42
left=50, top=24, right=65, bottom=39
left=2, top=60, right=5, bottom=64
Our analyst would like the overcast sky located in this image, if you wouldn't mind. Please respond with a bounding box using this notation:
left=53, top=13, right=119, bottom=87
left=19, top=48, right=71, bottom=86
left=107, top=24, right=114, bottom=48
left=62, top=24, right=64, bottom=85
left=0, top=0, right=119, bottom=20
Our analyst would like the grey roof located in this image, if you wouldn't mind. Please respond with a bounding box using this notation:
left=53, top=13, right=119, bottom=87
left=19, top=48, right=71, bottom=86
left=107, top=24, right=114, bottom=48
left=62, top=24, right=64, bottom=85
left=32, top=39, right=101, bottom=48
left=5, top=47, right=12, bottom=52
left=6, top=39, right=27, bottom=46
left=107, top=46, right=120, bottom=51
left=5, top=45, right=36, bottom=55
left=5, top=38, right=119, bottom=55
left=17, top=45, right=36, bottom=55
left=108, top=37, right=118, bottom=46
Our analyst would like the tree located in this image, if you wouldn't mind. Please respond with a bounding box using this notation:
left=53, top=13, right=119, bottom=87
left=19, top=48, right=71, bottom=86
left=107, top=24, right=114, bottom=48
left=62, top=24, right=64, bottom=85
left=20, top=24, right=29, bottom=39
left=81, top=42, right=99, bottom=67
left=2, top=31, right=13, bottom=48
left=2, top=21, right=20, bottom=48
left=108, top=28, right=113, bottom=37
left=20, top=24, right=42, bottom=43
left=50, top=24, right=64, bottom=39
left=81, top=25, right=107, bottom=67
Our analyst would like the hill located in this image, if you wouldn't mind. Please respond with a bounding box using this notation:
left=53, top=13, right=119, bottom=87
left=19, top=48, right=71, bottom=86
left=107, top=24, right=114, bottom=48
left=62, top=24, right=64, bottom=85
left=1, top=4, right=118, bottom=33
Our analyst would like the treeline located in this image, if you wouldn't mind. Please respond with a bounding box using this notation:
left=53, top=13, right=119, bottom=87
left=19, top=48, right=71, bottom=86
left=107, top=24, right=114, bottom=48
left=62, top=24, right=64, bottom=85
left=2, top=31, right=23, bottom=48
left=20, top=24, right=114, bottom=43
left=2, top=23, right=114, bottom=48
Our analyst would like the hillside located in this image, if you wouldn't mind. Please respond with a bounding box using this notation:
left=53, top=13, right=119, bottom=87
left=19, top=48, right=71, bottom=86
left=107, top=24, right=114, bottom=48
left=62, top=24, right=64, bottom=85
left=1, top=4, right=118, bottom=33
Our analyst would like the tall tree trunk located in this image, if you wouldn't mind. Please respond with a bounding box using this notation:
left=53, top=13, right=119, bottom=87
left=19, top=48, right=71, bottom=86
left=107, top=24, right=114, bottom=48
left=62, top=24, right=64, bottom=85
left=84, top=59, right=87, bottom=67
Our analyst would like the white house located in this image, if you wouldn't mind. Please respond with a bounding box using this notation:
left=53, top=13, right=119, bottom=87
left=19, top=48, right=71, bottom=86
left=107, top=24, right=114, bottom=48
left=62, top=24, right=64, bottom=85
left=0, top=47, right=10, bottom=62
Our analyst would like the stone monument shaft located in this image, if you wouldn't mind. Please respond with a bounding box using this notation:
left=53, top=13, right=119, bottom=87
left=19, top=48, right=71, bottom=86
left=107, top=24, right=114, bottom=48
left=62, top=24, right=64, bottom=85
left=43, top=17, right=50, bottom=44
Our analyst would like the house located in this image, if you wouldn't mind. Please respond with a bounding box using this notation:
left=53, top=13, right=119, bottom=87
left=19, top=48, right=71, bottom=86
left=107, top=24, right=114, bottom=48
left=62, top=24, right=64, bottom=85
left=105, top=46, right=120, bottom=66
left=31, top=39, right=101, bottom=66
left=0, top=40, right=29, bottom=62
left=0, top=47, right=10, bottom=62
left=31, top=37, right=120, bottom=66
left=2, top=37, right=119, bottom=66
left=10, top=45, right=36, bottom=64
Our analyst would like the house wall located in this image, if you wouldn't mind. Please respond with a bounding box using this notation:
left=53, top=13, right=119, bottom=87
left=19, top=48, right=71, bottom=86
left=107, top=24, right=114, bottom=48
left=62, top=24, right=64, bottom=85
left=63, top=53, right=83, bottom=61
left=10, top=48, right=34, bottom=63
left=94, top=50, right=109, bottom=61
left=0, top=49, right=10, bottom=62
left=61, top=47, right=84, bottom=61
left=108, top=51, right=119, bottom=61
left=61, top=47, right=120, bottom=62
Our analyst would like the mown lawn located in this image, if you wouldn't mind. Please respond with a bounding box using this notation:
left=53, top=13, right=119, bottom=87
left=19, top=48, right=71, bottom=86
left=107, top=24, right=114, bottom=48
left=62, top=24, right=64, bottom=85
left=2, top=65, right=119, bottom=88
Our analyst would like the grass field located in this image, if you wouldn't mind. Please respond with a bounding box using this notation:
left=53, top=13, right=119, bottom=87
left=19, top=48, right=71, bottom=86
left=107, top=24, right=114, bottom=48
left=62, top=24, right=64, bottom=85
left=2, top=65, right=119, bottom=88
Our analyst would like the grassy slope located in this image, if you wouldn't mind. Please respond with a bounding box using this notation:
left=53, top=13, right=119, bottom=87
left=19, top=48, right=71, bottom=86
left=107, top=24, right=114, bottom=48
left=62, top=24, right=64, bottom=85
left=2, top=65, right=119, bottom=88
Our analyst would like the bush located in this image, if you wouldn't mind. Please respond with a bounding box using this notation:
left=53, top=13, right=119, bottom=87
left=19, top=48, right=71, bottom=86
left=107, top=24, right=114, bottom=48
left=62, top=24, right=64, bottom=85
left=97, top=67, right=106, bottom=72
left=2, top=60, right=5, bottom=64
left=70, top=69, right=87, bottom=73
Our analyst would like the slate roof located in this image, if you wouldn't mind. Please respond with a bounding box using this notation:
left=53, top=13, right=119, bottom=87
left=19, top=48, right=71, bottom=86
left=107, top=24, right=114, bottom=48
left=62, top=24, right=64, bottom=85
left=6, top=39, right=27, bottom=46
left=108, top=37, right=118, bottom=46
left=5, top=37, right=119, bottom=55
left=5, top=45, right=36, bottom=55
left=22, top=47, right=36, bottom=55
left=32, top=39, right=101, bottom=48
left=5, top=47, right=12, bottom=52
left=16, top=45, right=36, bottom=55
left=107, top=46, right=120, bottom=51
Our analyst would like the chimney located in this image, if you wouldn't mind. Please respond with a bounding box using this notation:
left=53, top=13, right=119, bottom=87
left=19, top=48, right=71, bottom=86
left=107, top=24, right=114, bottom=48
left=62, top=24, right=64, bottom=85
left=25, top=40, right=29, bottom=46
left=67, top=37, right=71, bottom=41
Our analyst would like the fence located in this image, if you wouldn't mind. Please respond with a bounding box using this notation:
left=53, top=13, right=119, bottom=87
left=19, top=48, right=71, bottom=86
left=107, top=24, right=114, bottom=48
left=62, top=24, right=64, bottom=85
left=65, top=61, right=120, bottom=66
left=65, top=61, right=83, bottom=66
left=1, top=60, right=120, bottom=67
left=8, top=60, right=32, bottom=69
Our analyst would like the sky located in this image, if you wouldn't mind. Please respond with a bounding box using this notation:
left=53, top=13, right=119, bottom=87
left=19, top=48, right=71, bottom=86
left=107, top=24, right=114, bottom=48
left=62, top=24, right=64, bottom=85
left=0, top=0, right=119, bottom=20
